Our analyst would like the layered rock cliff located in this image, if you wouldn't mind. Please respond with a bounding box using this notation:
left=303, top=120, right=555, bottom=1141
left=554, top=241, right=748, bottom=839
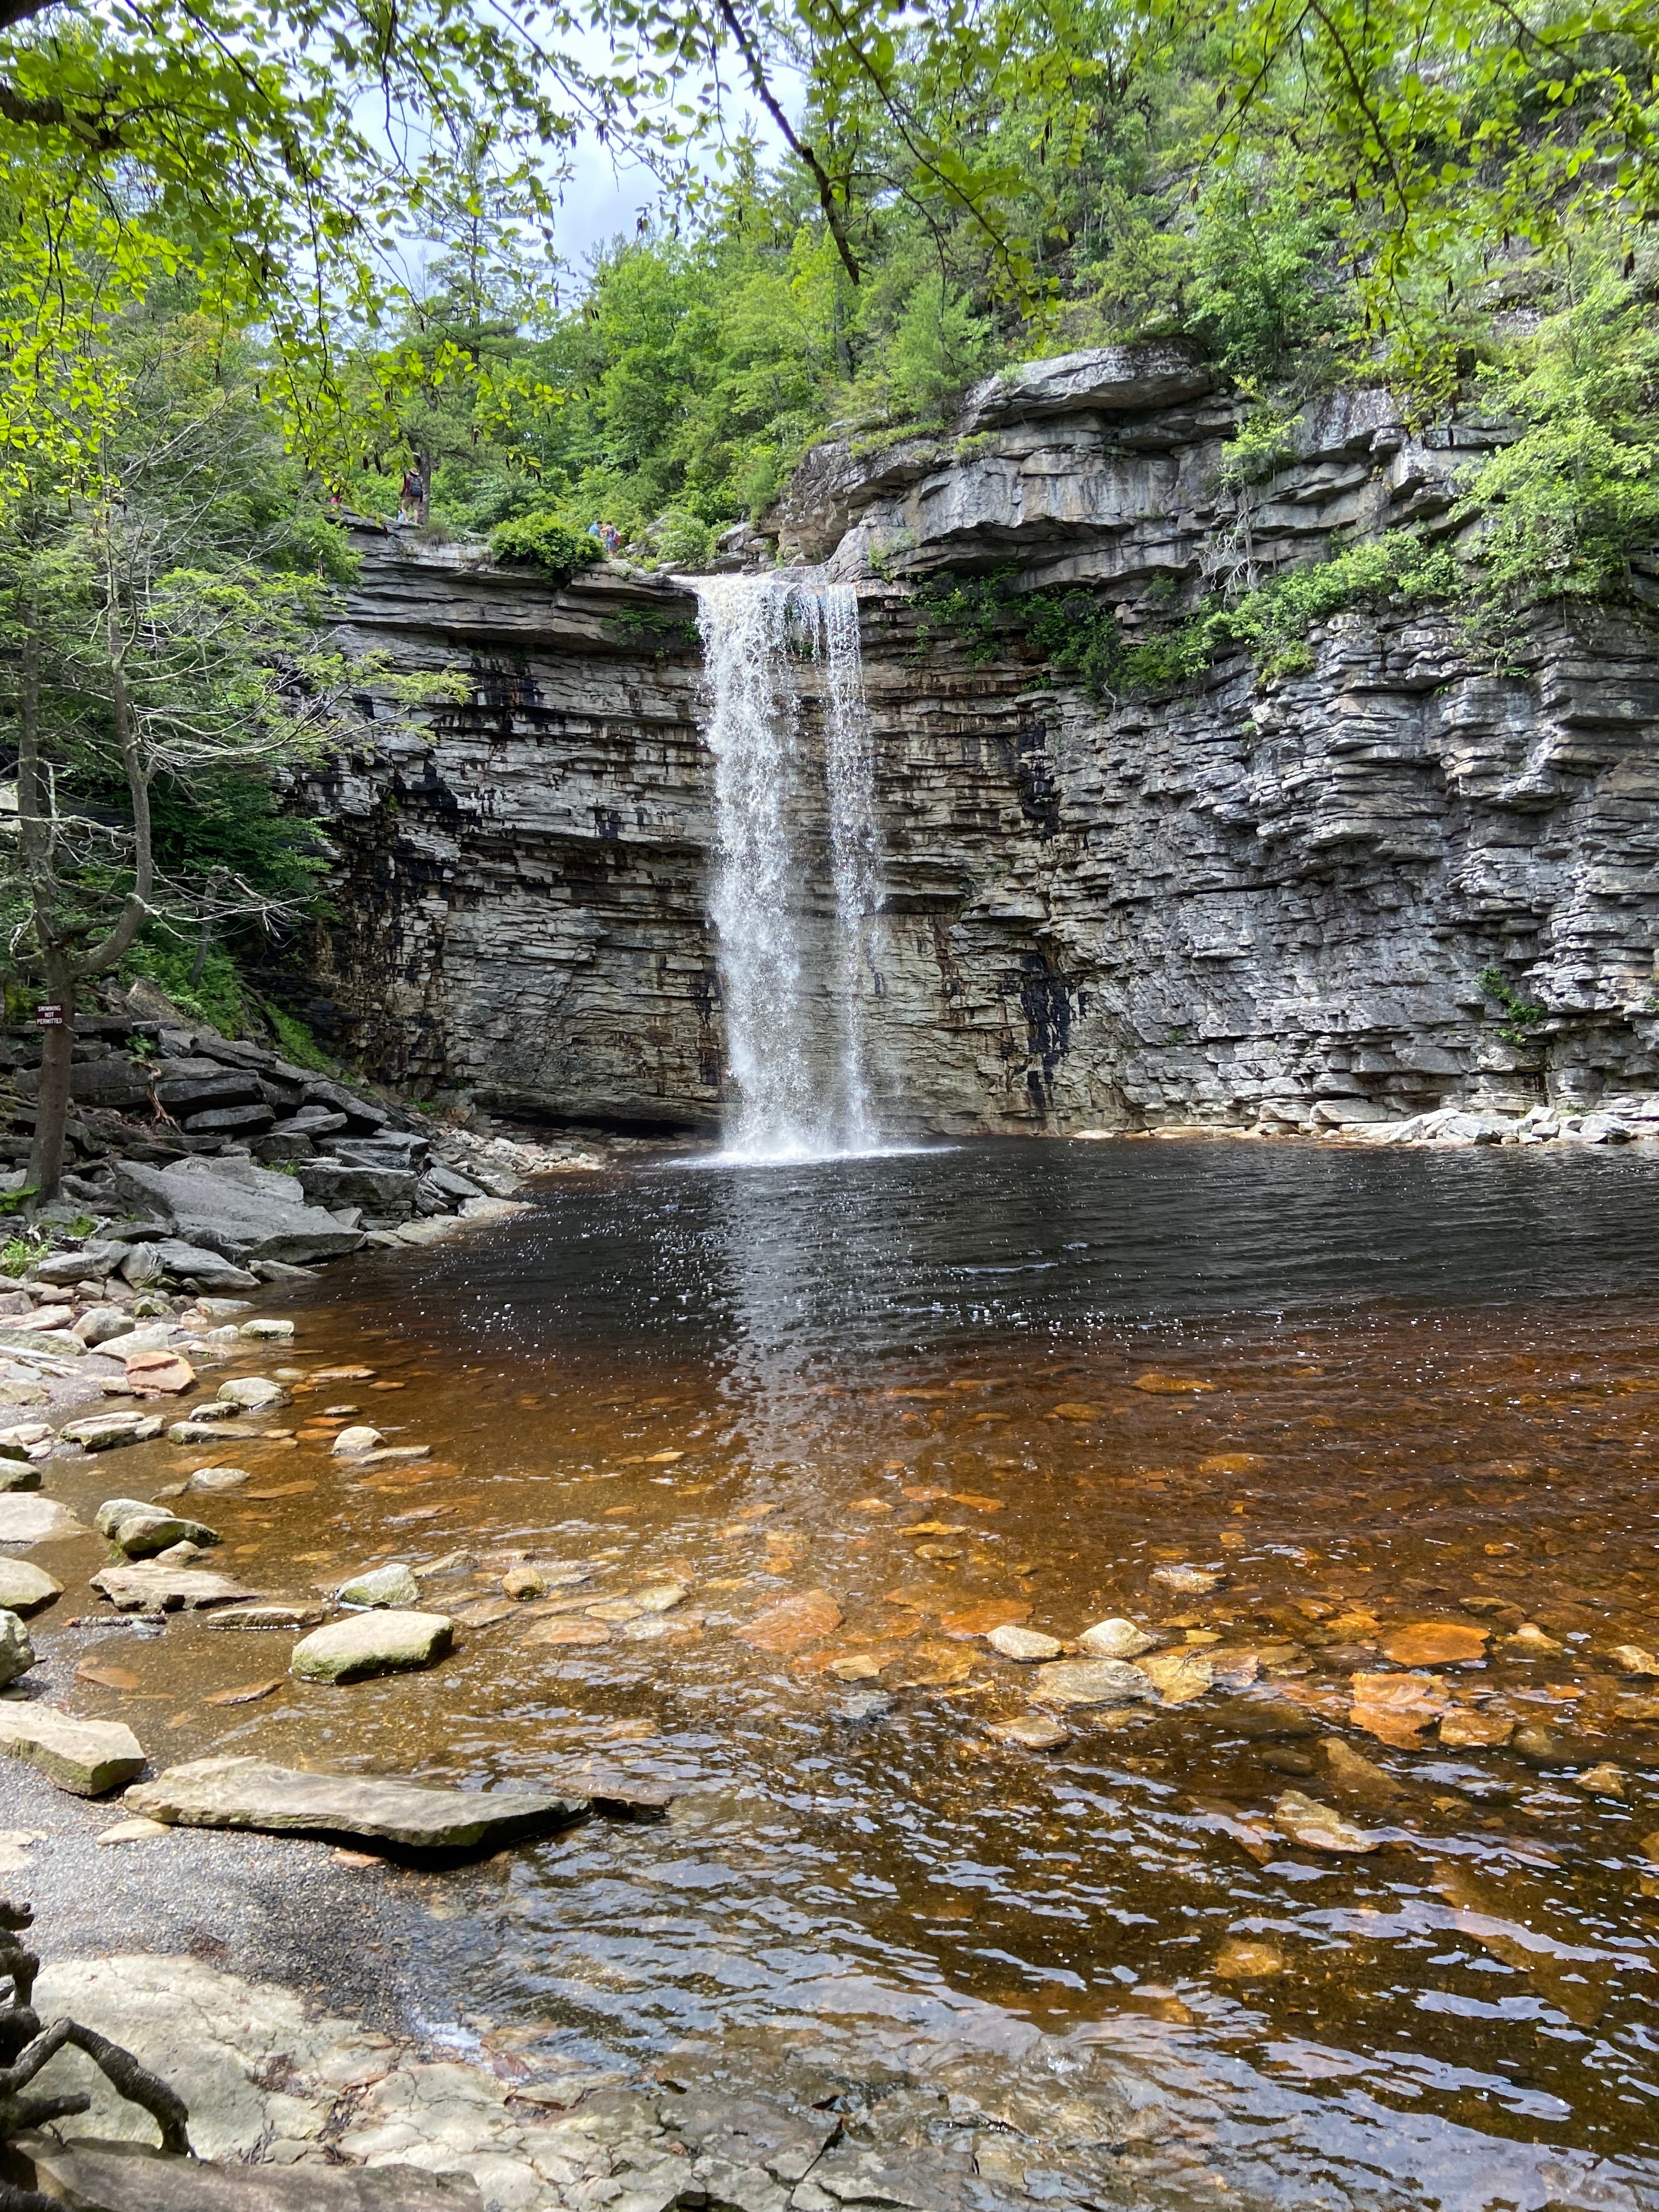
left=300, top=349, right=1659, bottom=1136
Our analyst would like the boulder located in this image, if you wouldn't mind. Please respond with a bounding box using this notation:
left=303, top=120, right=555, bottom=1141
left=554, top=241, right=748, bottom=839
left=95, top=1499, right=219, bottom=1559
left=270, top=1105, right=348, bottom=1139
left=183, top=1104, right=276, bottom=1136
left=31, top=1244, right=126, bottom=1286
left=111, top=1156, right=365, bottom=1265
left=960, top=342, right=1212, bottom=431
left=14, top=1054, right=152, bottom=1111
left=151, top=1242, right=261, bottom=1292
left=0, top=1422, right=52, bottom=1464
left=0, top=1494, right=89, bottom=1544
left=1029, top=1658, right=1159, bottom=1708
left=330, top=1425, right=383, bottom=1454
left=0, top=1558, right=61, bottom=1613
left=0, top=1704, right=143, bottom=1794
left=151, top=1060, right=265, bottom=1114
left=0, top=1607, right=34, bottom=1685
left=290, top=1610, right=452, bottom=1682
left=23, top=2141, right=484, bottom=2209
left=126, top=1754, right=588, bottom=1849
left=122, top=1349, right=196, bottom=1397
left=59, top=1411, right=166, bottom=1452
left=90, top=1563, right=256, bottom=1611
left=238, top=1318, right=295, bottom=1340
left=302, top=1079, right=388, bottom=1128
left=337, top=1564, right=421, bottom=1609
left=295, top=1162, right=419, bottom=1217
left=217, top=1376, right=284, bottom=1412
left=72, top=1308, right=137, bottom=1348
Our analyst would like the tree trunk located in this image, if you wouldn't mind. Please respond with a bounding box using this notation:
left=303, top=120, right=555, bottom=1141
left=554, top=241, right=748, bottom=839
left=24, top=959, right=74, bottom=1205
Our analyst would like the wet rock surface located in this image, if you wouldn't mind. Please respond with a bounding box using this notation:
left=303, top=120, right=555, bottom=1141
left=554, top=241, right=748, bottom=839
left=125, top=1757, right=591, bottom=1849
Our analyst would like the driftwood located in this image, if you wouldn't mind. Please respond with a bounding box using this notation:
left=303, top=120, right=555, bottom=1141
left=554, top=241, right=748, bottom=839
left=0, top=1894, right=190, bottom=2209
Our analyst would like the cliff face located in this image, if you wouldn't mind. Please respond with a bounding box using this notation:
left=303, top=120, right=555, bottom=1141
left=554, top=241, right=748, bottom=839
left=304, top=352, right=1659, bottom=1136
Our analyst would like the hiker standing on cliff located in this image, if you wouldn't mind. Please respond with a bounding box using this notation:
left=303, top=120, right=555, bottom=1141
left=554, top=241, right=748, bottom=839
left=399, top=467, right=424, bottom=523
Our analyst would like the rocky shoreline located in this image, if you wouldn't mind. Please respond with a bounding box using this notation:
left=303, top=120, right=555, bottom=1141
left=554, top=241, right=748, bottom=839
left=1077, top=1090, right=1659, bottom=1148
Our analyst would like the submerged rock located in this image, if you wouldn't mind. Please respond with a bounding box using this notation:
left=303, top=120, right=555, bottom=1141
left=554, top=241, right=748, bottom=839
left=290, top=1610, right=453, bottom=1683
left=126, top=1755, right=588, bottom=1849
left=1029, top=1658, right=1158, bottom=1709
left=989, top=1713, right=1073, bottom=1750
left=1273, top=1790, right=1383, bottom=1854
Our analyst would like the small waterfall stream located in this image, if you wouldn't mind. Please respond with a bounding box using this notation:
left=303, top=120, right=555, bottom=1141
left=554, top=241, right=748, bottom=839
left=694, top=573, right=883, bottom=1159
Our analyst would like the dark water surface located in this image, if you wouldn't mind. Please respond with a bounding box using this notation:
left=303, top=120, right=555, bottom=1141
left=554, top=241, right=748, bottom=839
left=36, top=1138, right=1659, bottom=2209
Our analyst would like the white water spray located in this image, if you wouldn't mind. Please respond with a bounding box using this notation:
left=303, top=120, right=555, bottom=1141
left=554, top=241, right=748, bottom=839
left=695, top=573, right=884, bottom=1160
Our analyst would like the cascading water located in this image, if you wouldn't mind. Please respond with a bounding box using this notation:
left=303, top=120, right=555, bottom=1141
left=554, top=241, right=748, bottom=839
left=695, top=573, right=884, bottom=1160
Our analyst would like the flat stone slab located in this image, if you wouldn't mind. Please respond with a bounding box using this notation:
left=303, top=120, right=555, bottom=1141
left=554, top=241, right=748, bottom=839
left=91, top=1565, right=258, bottom=1612
left=290, top=1609, right=452, bottom=1682
left=0, top=1703, right=145, bottom=1794
left=201, top=1602, right=327, bottom=1630
left=126, top=1756, right=590, bottom=1849
left=114, top=1158, right=365, bottom=1267
left=60, top=1411, right=166, bottom=1451
left=0, top=1493, right=90, bottom=1545
left=24, top=2138, right=483, bottom=2209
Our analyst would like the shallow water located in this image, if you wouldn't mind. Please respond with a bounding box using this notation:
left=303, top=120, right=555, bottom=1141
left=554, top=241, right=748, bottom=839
left=35, top=1138, right=1659, bottom=2208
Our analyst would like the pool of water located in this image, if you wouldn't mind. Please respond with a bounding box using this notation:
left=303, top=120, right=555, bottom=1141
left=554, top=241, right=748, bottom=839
left=33, top=1138, right=1659, bottom=2209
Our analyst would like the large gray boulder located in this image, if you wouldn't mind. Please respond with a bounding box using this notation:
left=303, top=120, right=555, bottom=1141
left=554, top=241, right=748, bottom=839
left=111, top=1157, right=365, bottom=1265
left=959, top=342, right=1212, bottom=431
left=294, top=1161, right=419, bottom=1217
left=126, top=1754, right=589, bottom=1848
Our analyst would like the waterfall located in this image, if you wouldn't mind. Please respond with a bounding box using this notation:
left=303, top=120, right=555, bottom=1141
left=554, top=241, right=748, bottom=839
left=694, top=573, right=883, bottom=1160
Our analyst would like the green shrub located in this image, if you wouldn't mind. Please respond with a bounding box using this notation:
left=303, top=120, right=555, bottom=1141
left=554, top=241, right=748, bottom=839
left=1456, top=274, right=1659, bottom=605
left=1478, top=966, right=1548, bottom=1048
left=653, top=508, right=716, bottom=568
left=264, top=1003, right=338, bottom=1073
left=489, top=511, right=604, bottom=577
left=122, top=934, right=252, bottom=1037
left=911, top=531, right=1464, bottom=698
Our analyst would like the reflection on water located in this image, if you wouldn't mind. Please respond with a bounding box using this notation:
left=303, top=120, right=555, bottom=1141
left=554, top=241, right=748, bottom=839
left=30, top=1139, right=1659, bottom=2208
